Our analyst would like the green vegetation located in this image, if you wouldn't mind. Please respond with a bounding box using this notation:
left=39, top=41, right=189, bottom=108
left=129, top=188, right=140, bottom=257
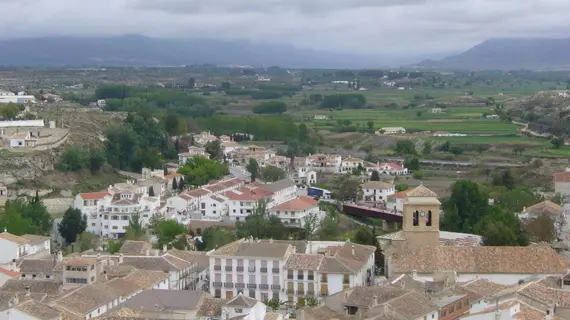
left=253, top=101, right=287, bottom=114
left=177, top=156, right=229, bottom=187
left=0, top=197, right=52, bottom=236
left=58, top=146, right=106, bottom=174
left=59, top=207, right=87, bottom=243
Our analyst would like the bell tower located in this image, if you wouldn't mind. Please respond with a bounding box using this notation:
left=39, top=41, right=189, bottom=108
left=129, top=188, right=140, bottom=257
left=402, top=184, right=441, bottom=249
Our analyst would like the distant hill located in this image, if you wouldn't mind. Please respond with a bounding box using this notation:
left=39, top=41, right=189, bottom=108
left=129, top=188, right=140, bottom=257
left=414, top=38, right=570, bottom=70
left=0, top=35, right=398, bottom=69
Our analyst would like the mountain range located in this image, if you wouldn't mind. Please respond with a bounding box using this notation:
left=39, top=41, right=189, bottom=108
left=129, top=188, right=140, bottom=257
left=0, top=35, right=419, bottom=69
left=416, top=37, right=570, bottom=70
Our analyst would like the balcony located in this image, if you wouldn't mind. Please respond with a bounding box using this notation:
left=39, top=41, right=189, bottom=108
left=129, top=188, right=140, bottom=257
left=287, top=289, right=294, bottom=294
left=271, top=284, right=281, bottom=290
left=236, top=266, right=244, bottom=272
left=214, top=266, right=221, bottom=271
left=308, top=276, right=314, bottom=281
left=224, top=282, right=234, bottom=288
left=272, top=268, right=280, bottom=274
left=225, top=266, right=233, bottom=272
left=297, top=275, right=304, bottom=280
left=259, top=284, right=269, bottom=290
left=260, top=267, right=268, bottom=273
left=307, top=291, right=315, bottom=296
left=235, top=283, right=245, bottom=289
left=248, top=267, right=256, bottom=272
left=247, top=283, right=257, bottom=289
left=213, top=282, right=222, bottom=288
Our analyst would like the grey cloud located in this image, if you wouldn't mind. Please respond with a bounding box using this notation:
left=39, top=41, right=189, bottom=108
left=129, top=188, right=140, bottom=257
left=132, top=0, right=435, bottom=14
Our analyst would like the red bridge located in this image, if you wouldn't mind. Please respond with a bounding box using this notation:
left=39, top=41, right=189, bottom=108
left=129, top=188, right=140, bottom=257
left=342, top=203, right=403, bottom=223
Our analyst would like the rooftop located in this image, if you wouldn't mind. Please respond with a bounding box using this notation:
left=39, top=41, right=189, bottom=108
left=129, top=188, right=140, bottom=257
left=21, top=234, right=50, bottom=245
left=0, top=232, right=30, bottom=245
left=405, top=185, right=438, bottom=197
left=225, top=293, right=258, bottom=308
left=119, top=241, right=152, bottom=255
left=210, top=239, right=292, bottom=258
left=79, top=192, right=111, bottom=200
left=524, top=200, right=563, bottom=215
left=196, top=298, right=225, bottom=318
left=14, top=299, right=61, bottom=320
left=257, top=178, right=296, bottom=193
left=362, top=181, right=394, bottom=189
left=390, top=246, right=569, bottom=274
left=121, top=289, right=203, bottom=311
left=270, top=196, right=318, bottom=211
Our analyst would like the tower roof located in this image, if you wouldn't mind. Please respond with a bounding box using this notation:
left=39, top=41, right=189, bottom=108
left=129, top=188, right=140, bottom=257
left=406, top=185, right=438, bottom=197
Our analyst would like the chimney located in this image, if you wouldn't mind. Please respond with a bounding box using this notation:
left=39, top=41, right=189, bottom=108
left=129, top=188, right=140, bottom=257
left=372, top=295, right=378, bottom=307
left=163, top=245, right=168, bottom=253
left=11, top=294, right=19, bottom=307
left=118, top=254, right=124, bottom=265
left=352, top=245, right=355, bottom=256
left=25, top=286, right=31, bottom=297
left=145, top=248, right=150, bottom=256
left=412, top=270, right=418, bottom=279
left=10, top=259, right=17, bottom=272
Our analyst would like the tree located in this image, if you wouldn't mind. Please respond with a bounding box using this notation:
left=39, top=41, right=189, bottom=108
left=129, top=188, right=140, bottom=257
left=370, top=170, right=381, bottom=181
left=524, top=215, right=557, bottom=243
left=58, top=146, right=88, bottom=171
left=337, top=179, right=362, bottom=202
left=253, top=101, right=287, bottom=114
left=450, top=146, right=464, bottom=156
left=395, top=184, right=408, bottom=192
left=125, top=213, right=145, bottom=240
left=177, top=156, right=229, bottom=186
left=303, top=213, right=319, bottom=242
left=148, top=186, right=155, bottom=197
left=304, top=296, right=319, bottom=307
left=197, top=227, right=237, bottom=251
left=264, top=299, right=284, bottom=311
left=404, top=158, right=420, bottom=171
left=246, top=158, right=260, bottom=182
left=393, top=140, right=416, bottom=155
left=236, top=200, right=287, bottom=240
left=172, top=177, right=178, bottom=190
left=423, top=141, right=432, bottom=154
left=164, top=113, right=187, bottom=136
left=551, top=137, right=565, bottom=149
left=318, top=203, right=340, bottom=240
left=441, top=181, right=489, bottom=234
left=188, top=77, right=196, bottom=89
left=155, top=220, right=187, bottom=248
left=221, top=81, right=231, bottom=92
left=163, top=166, right=169, bottom=176
left=261, top=166, right=286, bottom=182
left=88, top=148, right=106, bottom=174
left=551, top=193, right=564, bottom=205
left=367, top=121, right=374, bottom=130
left=58, top=207, right=87, bottom=244
left=298, top=123, right=309, bottom=142
left=75, top=232, right=99, bottom=252
left=205, top=140, right=223, bottom=160
left=352, top=227, right=375, bottom=245
left=476, top=207, right=528, bottom=246
left=416, top=111, right=423, bottom=117
left=178, top=178, right=186, bottom=192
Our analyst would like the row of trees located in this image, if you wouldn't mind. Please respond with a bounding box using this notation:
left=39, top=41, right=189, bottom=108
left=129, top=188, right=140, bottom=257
left=58, top=146, right=106, bottom=173
left=441, top=180, right=555, bottom=246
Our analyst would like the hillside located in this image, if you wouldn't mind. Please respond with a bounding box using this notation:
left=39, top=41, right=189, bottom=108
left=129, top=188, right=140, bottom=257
left=0, top=35, right=388, bottom=69
left=415, top=38, right=570, bottom=70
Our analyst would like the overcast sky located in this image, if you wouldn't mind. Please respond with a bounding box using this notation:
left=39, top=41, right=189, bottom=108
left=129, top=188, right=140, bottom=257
left=1, top=0, right=570, bottom=56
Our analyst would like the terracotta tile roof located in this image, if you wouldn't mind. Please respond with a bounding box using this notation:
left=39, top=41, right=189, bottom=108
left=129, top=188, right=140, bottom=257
left=0, top=291, right=47, bottom=311
left=21, top=234, right=50, bottom=245
left=345, top=286, right=408, bottom=307
left=18, top=259, right=59, bottom=273
left=284, top=254, right=323, bottom=270
left=0, top=232, right=30, bottom=244
left=554, top=171, right=570, bottom=183
left=388, top=191, right=407, bottom=199
left=525, top=200, right=563, bottom=215
left=53, top=284, right=115, bottom=314
left=166, top=249, right=210, bottom=272
left=515, top=303, right=561, bottom=320
left=225, top=294, right=258, bottom=307
left=121, top=256, right=188, bottom=271
left=362, top=181, right=394, bottom=189
left=405, top=185, right=438, bottom=197
left=271, top=197, right=318, bottom=211
left=196, top=298, right=225, bottom=317
left=382, top=291, right=439, bottom=319
left=187, top=188, right=211, bottom=198
left=119, top=241, right=152, bottom=255
left=211, top=239, right=292, bottom=258
left=223, top=188, right=268, bottom=201
left=63, top=258, right=96, bottom=266
left=164, top=173, right=184, bottom=179
left=106, top=265, right=136, bottom=278
left=1, top=279, right=62, bottom=295
left=298, top=306, right=351, bottom=320
left=14, top=299, right=61, bottom=320
left=458, top=278, right=509, bottom=300
left=390, top=246, right=569, bottom=274
left=79, top=192, right=111, bottom=200
left=257, top=178, right=296, bottom=193
left=0, top=267, right=20, bottom=277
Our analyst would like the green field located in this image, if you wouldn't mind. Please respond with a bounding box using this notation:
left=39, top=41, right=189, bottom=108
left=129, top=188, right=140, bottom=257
left=300, top=107, right=520, bottom=134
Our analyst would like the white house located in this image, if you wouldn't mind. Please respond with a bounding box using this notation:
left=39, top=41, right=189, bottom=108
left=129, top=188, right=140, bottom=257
left=289, top=167, right=317, bottom=186
left=0, top=232, right=51, bottom=264
left=0, top=91, right=36, bottom=104
left=193, top=131, right=219, bottom=146
left=431, top=108, right=442, bottom=113
left=269, top=196, right=321, bottom=228
left=307, top=154, right=342, bottom=173
left=376, top=162, right=408, bottom=175
left=73, top=183, right=161, bottom=239
left=222, top=294, right=267, bottom=320
left=377, top=127, right=406, bottom=135
left=0, top=266, right=20, bottom=287
left=340, top=157, right=364, bottom=173
left=362, top=181, right=395, bottom=202
left=387, top=191, right=408, bottom=212
left=178, top=146, right=210, bottom=166
left=208, top=239, right=375, bottom=303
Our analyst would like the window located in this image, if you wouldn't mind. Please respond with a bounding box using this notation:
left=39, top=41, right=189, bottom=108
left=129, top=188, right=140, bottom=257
left=91, top=265, right=95, bottom=270
left=121, top=216, right=129, bottom=220
left=427, top=210, right=432, bottom=226
left=104, top=215, right=108, bottom=220
left=91, top=223, right=96, bottom=226
left=235, top=309, right=243, bottom=313
left=449, top=306, right=454, bottom=313
left=66, top=278, right=88, bottom=284
left=287, top=270, right=294, bottom=279
left=249, top=290, right=256, bottom=298
left=215, top=289, right=221, bottom=298
left=104, top=225, right=109, bottom=229
left=343, top=274, right=349, bottom=284
left=441, top=310, right=446, bottom=317
left=456, top=302, right=462, bottom=309
left=297, top=271, right=304, bottom=280
left=413, top=211, right=419, bottom=226
left=321, top=273, right=328, bottom=283
left=21, top=274, right=26, bottom=278
left=111, top=215, right=119, bottom=220
left=464, top=300, right=469, bottom=307
left=46, top=275, right=50, bottom=279
left=112, top=226, right=118, bottom=229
